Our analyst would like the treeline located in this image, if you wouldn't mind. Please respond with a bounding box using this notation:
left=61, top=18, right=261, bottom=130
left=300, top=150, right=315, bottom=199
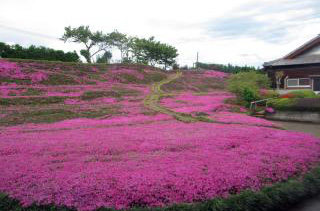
left=196, top=62, right=259, bottom=74
left=0, top=42, right=80, bottom=62
left=61, top=26, right=178, bottom=69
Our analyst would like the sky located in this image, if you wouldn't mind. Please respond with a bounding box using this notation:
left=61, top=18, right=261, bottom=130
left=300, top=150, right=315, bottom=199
left=1, top=0, right=320, bottom=67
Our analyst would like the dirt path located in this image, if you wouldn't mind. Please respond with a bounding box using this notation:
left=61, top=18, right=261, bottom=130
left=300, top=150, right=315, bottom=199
left=143, top=72, right=199, bottom=123
left=144, top=72, right=283, bottom=129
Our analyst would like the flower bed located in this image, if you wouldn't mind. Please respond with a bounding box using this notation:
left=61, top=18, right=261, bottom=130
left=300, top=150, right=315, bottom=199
left=0, top=120, right=319, bottom=211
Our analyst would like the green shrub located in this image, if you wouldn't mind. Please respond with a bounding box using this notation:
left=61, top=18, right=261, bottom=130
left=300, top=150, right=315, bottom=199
left=227, top=72, right=270, bottom=105
left=260, top=89, right=279, bottom=99
left=288, top=90, right=319, bottom=98
left=268, top=98, right=296, bottom=110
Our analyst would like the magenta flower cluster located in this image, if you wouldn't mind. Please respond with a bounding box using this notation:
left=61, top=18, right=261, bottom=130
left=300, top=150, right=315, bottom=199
left=0, top=119, right=319, bottom=211
left=1, top=60, right=319, bottom=211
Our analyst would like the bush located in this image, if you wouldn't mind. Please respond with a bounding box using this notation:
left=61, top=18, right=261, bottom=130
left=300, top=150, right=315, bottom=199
left=227, top=72, right=270, bottom=105
left=284, top=90, right=319, bottom=98
left=260, top=89, right=279, bottom=98
left=270, top=91, right=320, bottom=111
left=268, top=98, right=296, bottom=110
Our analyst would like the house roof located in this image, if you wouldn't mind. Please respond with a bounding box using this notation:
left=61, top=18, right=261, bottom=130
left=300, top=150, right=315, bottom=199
left=264, top=55, right=320, bottom=66
left=264, top=35, right=320, bottom=67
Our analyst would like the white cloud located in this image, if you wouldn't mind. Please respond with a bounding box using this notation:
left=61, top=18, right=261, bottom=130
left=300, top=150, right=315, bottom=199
left=1, top=0, right=320, bottom=67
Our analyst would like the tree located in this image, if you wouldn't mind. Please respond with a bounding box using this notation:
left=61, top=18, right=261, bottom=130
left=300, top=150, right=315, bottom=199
left=158, top=43, right=178, bottom=70
left=0, top=42, right=80, bottom=62
left=130, top=37, right=178, bottom=69
left=107, top=30, right=130, bottom=61
left=96, top=51, right=112, bottom=63
left=61, top=25, right=111, bottom=63
left=275, top=71, right=284, bottom=90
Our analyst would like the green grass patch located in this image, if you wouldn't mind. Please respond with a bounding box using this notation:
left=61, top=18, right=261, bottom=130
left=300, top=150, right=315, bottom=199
left=41, top=74, right=79, bottom=85
left=0, top=96, right=67, bottom=106
left=80, top=91, right=121, bottom=100
left=22, top=88, right=43, bottom=96
left=81, top=88, right=140, bottom=101
left=0, top=77, right=31, bottom=85
left=0, top=107, right=118, bottom=126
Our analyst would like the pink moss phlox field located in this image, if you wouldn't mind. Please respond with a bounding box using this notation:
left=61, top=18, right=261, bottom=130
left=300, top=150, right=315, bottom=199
left=0, top=59, right=48, bottom=83
left=211, top=112, right=279, bottom=127
left=0, top=114, right=172, bottom=134
left=0, top=121, right=319, bottom=211
left=203, top=70, right=228, bottom=79
left=160, top=92, right=278, bottom=127
left=0, top=59, right=25, bottom=79
left=109, top=68, right=145, bottom=81
left=161, top=92, right=234, bottom=113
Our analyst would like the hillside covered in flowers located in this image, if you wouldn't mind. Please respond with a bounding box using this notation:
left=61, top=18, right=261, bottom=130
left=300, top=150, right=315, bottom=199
left=0, top=59, right=319, bottom=211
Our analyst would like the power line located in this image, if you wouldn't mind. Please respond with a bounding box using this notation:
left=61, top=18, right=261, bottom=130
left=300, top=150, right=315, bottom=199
left=0, top=24, right=59, bottom=40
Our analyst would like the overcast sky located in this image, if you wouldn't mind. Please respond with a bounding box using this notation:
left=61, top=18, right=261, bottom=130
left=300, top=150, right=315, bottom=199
left=1, top=0, right=320, bottom=67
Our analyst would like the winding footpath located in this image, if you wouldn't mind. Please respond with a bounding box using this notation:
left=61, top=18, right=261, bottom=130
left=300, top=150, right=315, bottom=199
left=144, top=72, right=283, bottom=129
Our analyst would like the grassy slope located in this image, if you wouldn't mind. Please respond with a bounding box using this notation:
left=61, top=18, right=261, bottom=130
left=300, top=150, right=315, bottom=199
left=0, top=59, right=169, bottom=125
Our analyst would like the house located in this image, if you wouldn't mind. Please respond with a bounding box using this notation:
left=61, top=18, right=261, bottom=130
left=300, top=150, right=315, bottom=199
left=263, top=35, right=320, bottom=94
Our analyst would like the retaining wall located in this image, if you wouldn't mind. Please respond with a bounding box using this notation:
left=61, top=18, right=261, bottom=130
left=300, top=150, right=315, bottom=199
left=265, top=111, right=320, bottom=123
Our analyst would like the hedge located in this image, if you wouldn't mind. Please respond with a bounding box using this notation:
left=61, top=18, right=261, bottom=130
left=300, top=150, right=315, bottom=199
left=1, top=166, right=319, bottom=211
left=268, top=98, right=320, bottom=111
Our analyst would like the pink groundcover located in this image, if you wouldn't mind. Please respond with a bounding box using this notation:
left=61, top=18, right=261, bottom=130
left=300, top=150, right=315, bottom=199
left=1, top=60, right=320, bottom=211
left=0, top=119, right=319, bottom=211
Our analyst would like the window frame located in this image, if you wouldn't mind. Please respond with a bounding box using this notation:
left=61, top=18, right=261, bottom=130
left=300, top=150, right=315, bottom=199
left=287, top=78, right=311, bottom=88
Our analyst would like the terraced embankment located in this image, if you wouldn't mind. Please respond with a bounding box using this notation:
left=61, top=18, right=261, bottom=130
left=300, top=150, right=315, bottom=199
left=144, top=72, right=211, bottom=123
left=144, top=72, right=283, bottom=129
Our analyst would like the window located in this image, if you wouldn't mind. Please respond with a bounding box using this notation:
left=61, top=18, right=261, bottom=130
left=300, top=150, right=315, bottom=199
left=287, top=78, right=310, bottom=87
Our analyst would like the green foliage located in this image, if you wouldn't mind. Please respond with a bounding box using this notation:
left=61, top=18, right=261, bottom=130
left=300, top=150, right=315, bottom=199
left=80, top=91, right=121, bottom=100
left=1, top=166, right=319, bottom=211
left=243, top=87, right=257, bottom=103
left=227, top=72, right=270, bottom=105
left=196, top=62, right=259, bottom=74
left=61, top=25, right=111, bottom=63
left=22, top=88, right=43, bottom=96
left=80, top=88, right=140, bottom=100
left=269, top=98, right=320, bottom=111
left=260, top=90, right=279, bottom=99
left=0, top=42, right=79, bottom=62
left=41, top=74, right=79, bottom=85
left=96, top=51, right=112, bottom=63
left=288, top=90, right=319, bottom=98
left=107, top=30, right=131, bottom=62
left=268, top=98, right=296, bottom=110
left=131, top=37, right=178, bottom=69
left=0, top=107, right=118, bottom=126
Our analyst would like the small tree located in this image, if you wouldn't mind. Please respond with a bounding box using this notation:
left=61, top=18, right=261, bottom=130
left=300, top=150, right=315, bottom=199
left=275, top=71, right=284, bottom=90
left=108, top=30, right=131, bottom=62
left=96, top=51, right=112, bottom=63
left=61, top=25, right=111, bottom=63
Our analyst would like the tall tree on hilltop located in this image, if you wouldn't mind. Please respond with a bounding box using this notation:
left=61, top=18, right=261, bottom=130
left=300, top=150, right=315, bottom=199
left=107, top=30, right=131, bottom=62
left=61, top=25, right=111, bottom=63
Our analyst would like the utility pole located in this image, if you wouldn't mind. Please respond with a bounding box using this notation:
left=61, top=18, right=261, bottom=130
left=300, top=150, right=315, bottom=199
left=196, top=52, right=199, bottom=69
